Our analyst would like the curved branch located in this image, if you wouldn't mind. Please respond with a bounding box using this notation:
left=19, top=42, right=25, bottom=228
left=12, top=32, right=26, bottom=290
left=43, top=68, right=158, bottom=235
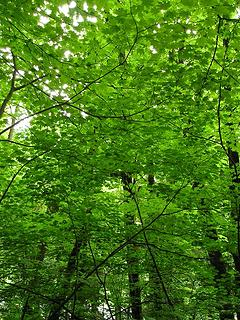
left=0, top=149, right=50, bottom=204
left=201, top=16, right=222, bottom=88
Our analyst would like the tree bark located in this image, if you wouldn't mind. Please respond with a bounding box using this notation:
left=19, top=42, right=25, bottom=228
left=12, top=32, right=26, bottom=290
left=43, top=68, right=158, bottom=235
left=147, top=174, right=163, bottom=318
left=193, top=184, right=234, bottom=319
left=121, top=172, right=143, bottom=320
left=228, top=147, right=240, bottom=320
left=207, top=229, right=234, bottom=320
left=47, top=239, right=83, bottom=320
left=20, top=241, right=46, bottom=320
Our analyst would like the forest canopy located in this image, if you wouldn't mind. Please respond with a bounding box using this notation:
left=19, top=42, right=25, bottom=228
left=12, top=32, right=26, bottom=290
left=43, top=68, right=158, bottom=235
left=0, top=0, right=240, bottom=319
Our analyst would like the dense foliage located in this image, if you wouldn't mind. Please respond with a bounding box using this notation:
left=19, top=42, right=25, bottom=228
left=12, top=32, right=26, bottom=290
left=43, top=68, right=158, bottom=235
left=1, top=0, right=240, bottom=319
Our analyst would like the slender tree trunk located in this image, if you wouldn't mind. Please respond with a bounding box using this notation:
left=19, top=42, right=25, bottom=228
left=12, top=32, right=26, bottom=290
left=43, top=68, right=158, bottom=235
left=147, top=174, right=163, bottom=318
left=7, top=115, right=16, bottom=140
left=47, top=239, right=83, bottom=320
left=228, top=147, right=240, bottom=319
left=193, top=184, right=234, bottom=319
left=207, top=229, right=234, bottom=320
left=20, top=241, right=46, bottom=320
left=121, top=173, right=143, bottom=320
left=115, top=305, right=122, bottom=320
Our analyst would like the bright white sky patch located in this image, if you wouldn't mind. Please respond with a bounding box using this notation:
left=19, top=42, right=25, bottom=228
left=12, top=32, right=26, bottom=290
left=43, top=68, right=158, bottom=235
left=50, top=90, right=59, bottom=98
left=39, top=15, right=50, bottom=26
left=59, top=4, right=69, bottom=16
left=73, top=14, right=84, bottom=26
left=15, top=117, right=31, bottom=132
left=150, top=45, right=157, bottom=54
left=13, top=109, right=31, bottom=132
left=62, top=110, right=71, bottom=117
left=0, top=47, right=11, bottom=53
left=64, top=50, right=73, bottom=59
left=19, top=70, right=25, bottom=76
left=81, top=111, right=88, bottom=119
left=186, top=29, right=197, bottom=35
left=87, top=16, right=97, bottom=23
left=69, top=1, right=76, bottom=8
left=61, top=22, right=66, bottom=31
left=16, top=70, right=25, bottom=79
left=45, top=8, right=52, bottom=15
left=234, top=8, right=240, bottom=18
left=83, top=2, right=88, bottom=11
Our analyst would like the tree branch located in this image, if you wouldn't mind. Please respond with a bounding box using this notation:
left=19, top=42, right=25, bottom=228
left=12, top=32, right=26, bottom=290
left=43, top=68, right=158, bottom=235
left=0, top=51, right=17, bottom=118
left=0, top=149, right=50, bottom=205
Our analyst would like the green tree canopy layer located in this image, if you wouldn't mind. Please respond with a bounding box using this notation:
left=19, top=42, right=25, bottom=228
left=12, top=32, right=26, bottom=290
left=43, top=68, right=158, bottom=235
left=0, top=0, right=240, bottom=319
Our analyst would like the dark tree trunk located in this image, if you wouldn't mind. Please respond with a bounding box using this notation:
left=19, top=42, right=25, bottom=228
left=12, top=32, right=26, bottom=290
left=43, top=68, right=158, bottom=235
left=147, top=174, right=163, bottom=318
left=20, top=241, right=47, bottom=320
left=207, top=230, right=234, bottom=320
left=47, top=239, right=83, bottom=320
left=228, top=147, right=240, bottom=320
left=193, top=184, right=234, bottom=319
left=121, top=172, right=143, bottom=320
